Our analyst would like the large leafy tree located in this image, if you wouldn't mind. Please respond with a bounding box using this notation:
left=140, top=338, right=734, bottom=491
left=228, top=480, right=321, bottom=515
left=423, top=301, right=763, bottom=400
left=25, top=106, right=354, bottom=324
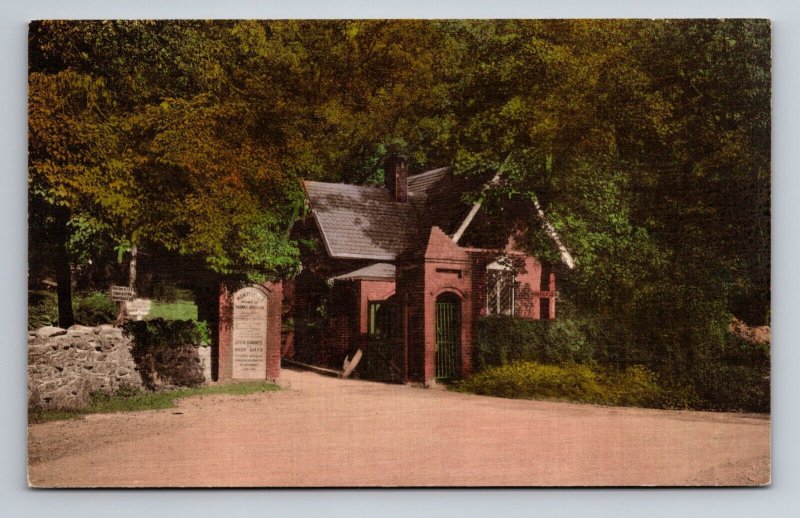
left=437, top=20, right=769, bottom=376
left=28, top=20, right=459, bottom=321
left=28, top=68, right=137, bottom=325
left=29, top=18, right=770, bottom=383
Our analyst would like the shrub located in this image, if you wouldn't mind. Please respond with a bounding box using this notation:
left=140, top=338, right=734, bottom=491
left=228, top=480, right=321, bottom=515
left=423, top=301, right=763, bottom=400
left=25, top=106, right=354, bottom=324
left=194, top=320, right=211, bottom=346
left=685, top=329, right=771, bottom=412
left=123, top=319, right=206, bottom=389
left=74, top=291, right=116, bottom=325
left=456, top=361, right=663, bottom=408
left=651, top=326, right=771, bottom=412
left=474, top=315, right=592, bottom=369
left=543, top=318, right=594, bottom=364
left=28, top=290, right=58, bottom=329
left=597, top=365, right=663, bottom=407
left=693, top=364, right=770, bottom=413
left=459, top=362, right=601, bottom=401
left=125, top=318, right=204, bottom=347
left=29, top=290, right=117, bottom=328
left=684, top=345, right=770, bottom=413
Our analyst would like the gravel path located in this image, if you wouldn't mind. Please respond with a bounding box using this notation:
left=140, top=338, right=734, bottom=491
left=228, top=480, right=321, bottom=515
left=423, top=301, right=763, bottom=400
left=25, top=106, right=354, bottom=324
left=28, top=368, right=770, bottom=487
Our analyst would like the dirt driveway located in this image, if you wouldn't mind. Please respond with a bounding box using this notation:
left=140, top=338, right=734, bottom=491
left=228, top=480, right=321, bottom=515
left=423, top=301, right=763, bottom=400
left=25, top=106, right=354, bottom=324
left=28, top=368, right=770, bottom=487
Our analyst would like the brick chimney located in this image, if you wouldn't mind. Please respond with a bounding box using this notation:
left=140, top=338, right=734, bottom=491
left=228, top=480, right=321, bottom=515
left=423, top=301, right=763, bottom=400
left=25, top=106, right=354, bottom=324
left=384, top=154, right=408, bottom=203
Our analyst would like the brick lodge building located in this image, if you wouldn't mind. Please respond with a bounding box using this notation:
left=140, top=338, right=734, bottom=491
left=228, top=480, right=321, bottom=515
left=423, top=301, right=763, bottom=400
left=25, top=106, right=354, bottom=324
left=289, top=155, right=574, bottom=385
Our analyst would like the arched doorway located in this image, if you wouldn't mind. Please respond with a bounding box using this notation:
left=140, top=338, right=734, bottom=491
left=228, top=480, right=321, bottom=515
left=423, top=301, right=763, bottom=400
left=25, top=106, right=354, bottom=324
left=435, top=292, right=461, bottom=380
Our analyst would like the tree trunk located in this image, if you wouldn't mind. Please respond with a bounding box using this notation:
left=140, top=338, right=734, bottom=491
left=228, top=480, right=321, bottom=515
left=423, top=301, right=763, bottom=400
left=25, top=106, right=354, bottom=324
left=53, top=208, right=75, bottom=328
left=194, top=279, right=221, bottom=381
left=129, top=244, right=137, bottom=290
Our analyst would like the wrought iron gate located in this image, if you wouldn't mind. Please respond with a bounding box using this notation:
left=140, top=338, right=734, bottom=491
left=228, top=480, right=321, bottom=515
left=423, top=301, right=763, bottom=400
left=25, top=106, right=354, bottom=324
left=435, top=296, right=460, bottom=380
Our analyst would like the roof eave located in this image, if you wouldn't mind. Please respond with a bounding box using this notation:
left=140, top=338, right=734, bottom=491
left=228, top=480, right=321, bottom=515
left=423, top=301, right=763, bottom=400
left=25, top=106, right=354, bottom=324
left=451, top=172, right=501, bottom=244
left=333, top=275, right=395, bottom=282
left=327, top=251, right=397, bottom=261
left=532, top=198, right=575, bottom=269
left=310, top=210, right=337, bottom=259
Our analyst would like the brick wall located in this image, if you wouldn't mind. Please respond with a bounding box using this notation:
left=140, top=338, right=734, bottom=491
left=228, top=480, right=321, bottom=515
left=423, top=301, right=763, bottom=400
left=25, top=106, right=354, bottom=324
left=422, top=227, right=475, bottom=381
left=291, top=226, right=557, bottom=384
left=358, top=280, right=396, bottom=334
left=322, top=280, right=359, bottom=367
left=396, top=263, right=426, bottom=382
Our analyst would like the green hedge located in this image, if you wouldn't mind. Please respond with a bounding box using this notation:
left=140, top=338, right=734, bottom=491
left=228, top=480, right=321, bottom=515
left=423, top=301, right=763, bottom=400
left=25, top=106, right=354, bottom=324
left=457, top=361, right=662, bottom=408
left=474, top=315, right=593, bottom=369
left=124, top=318, right=206, bottom=347
left=472, top=314, right=770, bottom=412
left=699, top=365, right=770, bottom=413
left=123, top=319, right=208, bottom=389
left=74, top=291, right=117, bottom=325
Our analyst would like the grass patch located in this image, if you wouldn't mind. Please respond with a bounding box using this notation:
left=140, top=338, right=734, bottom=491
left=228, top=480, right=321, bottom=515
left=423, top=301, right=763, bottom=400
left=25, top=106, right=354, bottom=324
left=29, top=381, right=279, bottom=424
left=28, top=291, right=199, bottom=327
left=146, top=299, right=198, bottom=321
left=454, top=361, right=662, bottom=408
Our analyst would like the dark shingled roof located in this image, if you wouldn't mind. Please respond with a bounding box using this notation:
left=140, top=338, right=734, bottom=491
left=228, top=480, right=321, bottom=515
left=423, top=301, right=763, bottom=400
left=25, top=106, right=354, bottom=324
left=407, top=167, right=449, bottom=192
left=304, top=168, right=487, bottom=260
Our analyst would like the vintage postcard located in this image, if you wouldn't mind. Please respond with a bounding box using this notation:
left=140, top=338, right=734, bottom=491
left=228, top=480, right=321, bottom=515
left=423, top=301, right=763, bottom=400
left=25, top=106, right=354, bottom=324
left=27, top=19, right=770, bottom=487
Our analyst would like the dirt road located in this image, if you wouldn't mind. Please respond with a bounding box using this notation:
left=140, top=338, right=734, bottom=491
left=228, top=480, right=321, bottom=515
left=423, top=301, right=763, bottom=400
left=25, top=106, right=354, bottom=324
left=28, top=368, right=770, bottom=487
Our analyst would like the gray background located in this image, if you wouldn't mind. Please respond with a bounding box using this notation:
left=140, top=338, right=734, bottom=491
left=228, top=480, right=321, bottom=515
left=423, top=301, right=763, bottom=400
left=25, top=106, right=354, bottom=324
left=2, top=1, right=797, bottom=516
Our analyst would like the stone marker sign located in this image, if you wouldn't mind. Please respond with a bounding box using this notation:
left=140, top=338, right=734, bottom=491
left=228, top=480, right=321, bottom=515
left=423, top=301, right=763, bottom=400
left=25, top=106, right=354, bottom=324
left=217, top=281, right=281, bottom=382
left=110, top=285, right=136, bottom=302
left=124, top=298, right=152, bottom=320
left=231, top=286, right=268, bottom=379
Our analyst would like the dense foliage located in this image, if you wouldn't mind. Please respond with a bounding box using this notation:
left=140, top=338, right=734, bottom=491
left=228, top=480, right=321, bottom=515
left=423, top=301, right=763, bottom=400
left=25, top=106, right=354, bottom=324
left=472, top=314, right=769, bottom=411
left=29, top=20, right=770, bottom=408
left=123, top=319, right=208, bottom=388
left=457, top=362, right=663, bottom=409
left=28, top=290, right=116, bottom=328
left=123, top=318, right=208, bottom=349
left=474, top=315, right=593, bottom=369
left=72, top=291, right=117, bottom=326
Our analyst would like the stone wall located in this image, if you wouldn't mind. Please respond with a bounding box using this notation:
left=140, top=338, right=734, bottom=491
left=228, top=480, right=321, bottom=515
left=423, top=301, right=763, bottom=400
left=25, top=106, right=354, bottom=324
left=28, top=324, right=144, bottom=410
left=28, top=324, right=216, bottom=410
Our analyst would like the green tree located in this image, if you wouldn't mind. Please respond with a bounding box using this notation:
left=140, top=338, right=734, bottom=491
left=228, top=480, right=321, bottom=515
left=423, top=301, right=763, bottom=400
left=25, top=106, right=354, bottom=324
left=28, top=19, right=770, bottom=393
left=28, top=20, right=459, bottom=321
left=434, top=20, right=769, bottom=377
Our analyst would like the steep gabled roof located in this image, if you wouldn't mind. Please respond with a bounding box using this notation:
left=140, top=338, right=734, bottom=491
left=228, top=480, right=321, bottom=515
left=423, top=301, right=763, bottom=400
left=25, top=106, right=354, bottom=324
left=303, top=167, right=574, bottom=268
left=303, top=181, right=420, bottom=260
left=303, top=167, right=482, bottom=261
